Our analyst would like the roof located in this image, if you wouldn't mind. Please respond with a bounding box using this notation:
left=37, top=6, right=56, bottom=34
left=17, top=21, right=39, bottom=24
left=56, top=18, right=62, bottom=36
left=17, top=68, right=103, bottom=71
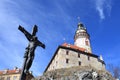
left=62, top=43, right=86, bottom=53
left=0, top=69, right=21, bottom=75
left=0, top=68, right=34, bottom=79
left=44, top=43, right=99, bottom=72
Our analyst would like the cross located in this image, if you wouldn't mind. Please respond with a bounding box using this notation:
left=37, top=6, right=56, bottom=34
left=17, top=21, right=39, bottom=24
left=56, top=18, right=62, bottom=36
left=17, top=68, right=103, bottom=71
left=18, top=25, right=45, bottom=80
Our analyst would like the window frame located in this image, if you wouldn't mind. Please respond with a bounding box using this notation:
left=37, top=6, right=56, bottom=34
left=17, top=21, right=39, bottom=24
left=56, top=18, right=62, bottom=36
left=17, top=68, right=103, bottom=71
left=66, top=58, right=69, bottom=64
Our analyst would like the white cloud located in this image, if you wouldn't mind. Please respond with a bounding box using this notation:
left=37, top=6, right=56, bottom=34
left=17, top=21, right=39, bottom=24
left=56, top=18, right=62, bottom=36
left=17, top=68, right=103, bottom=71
left=0, top=0, right=30, bottom=70
left=0, top=0, right=72, bottom=76
left=95, top=0, right=105, bottom=19
left=94, top=0, right=112, bottom=20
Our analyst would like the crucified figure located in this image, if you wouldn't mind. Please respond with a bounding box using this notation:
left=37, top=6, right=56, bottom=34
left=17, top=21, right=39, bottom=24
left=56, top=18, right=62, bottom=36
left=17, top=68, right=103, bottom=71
left=18, top=25, right=45, bottom=80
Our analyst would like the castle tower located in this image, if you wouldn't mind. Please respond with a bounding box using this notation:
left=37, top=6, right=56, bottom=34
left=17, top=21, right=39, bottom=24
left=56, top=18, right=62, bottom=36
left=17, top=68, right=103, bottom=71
left=44, top=21, right=105, bottom=72
left=74, top=22, right=92, bottom=53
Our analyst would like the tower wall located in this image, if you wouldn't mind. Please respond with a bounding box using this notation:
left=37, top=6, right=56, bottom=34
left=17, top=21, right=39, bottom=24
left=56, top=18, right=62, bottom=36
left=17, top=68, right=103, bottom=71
left=74, top=38, right=92, bottom=53
left=74, top=23, right=92, bottom=53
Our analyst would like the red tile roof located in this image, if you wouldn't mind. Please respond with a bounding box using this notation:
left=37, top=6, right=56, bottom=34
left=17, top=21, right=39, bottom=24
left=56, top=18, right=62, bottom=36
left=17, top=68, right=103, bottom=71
left=0, top=69, right=21, bottom=75
left=62, top=43, right=86, bottom=52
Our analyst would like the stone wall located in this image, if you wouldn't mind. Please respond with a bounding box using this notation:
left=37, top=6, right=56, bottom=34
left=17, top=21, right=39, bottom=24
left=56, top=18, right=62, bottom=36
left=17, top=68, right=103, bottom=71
left=46, top=48, right=105, bottom=72
left=33, top=66, right=114, bottom=80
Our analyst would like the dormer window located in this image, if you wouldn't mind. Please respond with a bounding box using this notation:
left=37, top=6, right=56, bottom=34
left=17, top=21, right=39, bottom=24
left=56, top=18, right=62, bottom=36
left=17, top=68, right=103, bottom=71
left=15, top=69, right=20, bottom=73
left=3, top=69, right=8, bottom=74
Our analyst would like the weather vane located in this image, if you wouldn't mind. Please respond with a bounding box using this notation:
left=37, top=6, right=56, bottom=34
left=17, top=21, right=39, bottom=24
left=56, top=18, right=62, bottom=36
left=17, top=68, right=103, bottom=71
left=18, top=25, right=45, bottom=80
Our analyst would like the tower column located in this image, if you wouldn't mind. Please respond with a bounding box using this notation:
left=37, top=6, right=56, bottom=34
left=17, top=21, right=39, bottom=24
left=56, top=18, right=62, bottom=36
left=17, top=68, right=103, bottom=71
left=74, top=22, right=92, bottom=53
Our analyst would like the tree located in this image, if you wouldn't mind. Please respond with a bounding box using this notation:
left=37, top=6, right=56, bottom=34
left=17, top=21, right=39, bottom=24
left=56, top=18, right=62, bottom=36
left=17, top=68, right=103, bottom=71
left=108, top=64, right=120, bottom=79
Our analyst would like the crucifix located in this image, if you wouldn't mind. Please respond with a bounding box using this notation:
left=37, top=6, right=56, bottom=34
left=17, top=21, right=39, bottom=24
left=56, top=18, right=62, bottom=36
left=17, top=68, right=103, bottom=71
left=18, top=25, right=45, bottom=80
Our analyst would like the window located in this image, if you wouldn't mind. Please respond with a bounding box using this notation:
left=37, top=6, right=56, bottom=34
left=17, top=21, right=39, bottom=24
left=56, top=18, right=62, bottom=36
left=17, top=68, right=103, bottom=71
left=66, top=50, right=69, bottom=55
left=66, top=59, right=69, bottom=63
left=13, top=76, right=17, bottom=80
left=7, top=77, right=10, bottom=80
left=88, top=56, right=90, bottom=60
left=85, top=39, right=89, bottom=46
left=78, top=53, right=80, bottom=58
left=56, top=61, right=58, bottom=66
left=79, top=61, right=81, bottom=66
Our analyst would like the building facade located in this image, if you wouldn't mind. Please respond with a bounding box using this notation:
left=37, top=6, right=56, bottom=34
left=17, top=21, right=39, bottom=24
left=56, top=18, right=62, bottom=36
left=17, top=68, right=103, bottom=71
left=45, top=22, right=105, bottom=72
left=0, top=67, right=33, bottom=80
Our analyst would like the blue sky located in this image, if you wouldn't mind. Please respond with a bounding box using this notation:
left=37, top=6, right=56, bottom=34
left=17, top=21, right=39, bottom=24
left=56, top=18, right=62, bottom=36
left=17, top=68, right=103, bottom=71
left=0, top=0, right=120, bottom=76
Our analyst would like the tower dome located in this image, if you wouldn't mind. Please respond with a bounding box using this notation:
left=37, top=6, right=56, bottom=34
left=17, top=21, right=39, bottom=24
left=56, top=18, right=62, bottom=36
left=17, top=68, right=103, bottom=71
left=74, top=22, right=92, bottom=53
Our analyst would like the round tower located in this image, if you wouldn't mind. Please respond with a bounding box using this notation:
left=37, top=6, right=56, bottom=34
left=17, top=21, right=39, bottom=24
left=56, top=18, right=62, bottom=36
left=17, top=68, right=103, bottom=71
left=74, top=22, right=92, bottom=53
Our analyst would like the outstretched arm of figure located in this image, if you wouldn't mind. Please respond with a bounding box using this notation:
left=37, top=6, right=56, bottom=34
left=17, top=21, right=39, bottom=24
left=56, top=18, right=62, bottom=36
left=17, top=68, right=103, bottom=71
left=36, top=40, right=45, bottom=49
left=18, top=25, right=32, bottom=41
